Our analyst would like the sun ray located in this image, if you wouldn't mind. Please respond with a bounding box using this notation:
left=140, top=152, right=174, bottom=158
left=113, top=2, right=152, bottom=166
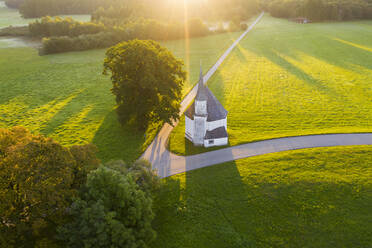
left=183, top=0, right=190, bottom=83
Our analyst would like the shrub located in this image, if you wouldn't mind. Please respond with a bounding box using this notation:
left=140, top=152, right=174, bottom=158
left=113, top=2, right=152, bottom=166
left=0, top=26, right=29, bottom=36
left=41, top=32, right=121, bottom=54
left=29, top=17, right=105, bottom=37
left=187, top=18, right=210, bottom=37
left=228, top=21, right=240, bottom=32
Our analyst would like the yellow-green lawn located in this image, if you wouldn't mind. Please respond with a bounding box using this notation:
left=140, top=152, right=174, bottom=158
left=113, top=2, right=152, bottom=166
left=0, top=1, right=90, bottom=28
left=152, top=146, right=372, bottom=247
left=169, top=15, right=372, bottom=155
left=0, top=30, right=243, bottom=162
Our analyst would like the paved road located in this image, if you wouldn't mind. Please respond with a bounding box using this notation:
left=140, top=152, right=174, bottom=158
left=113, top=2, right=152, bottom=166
left=143, top=133, right=372, bottom=178
left=141, top=13, right=372, bottom=178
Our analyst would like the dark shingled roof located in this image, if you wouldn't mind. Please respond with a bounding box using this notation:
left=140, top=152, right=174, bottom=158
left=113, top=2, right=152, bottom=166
left=185, top=87, right=228, bottom=121
left=195, top=68, right=208, bottom=101
left=185, top=67, right=228, bottom=122
left=204, top=127, right=228, bottom=139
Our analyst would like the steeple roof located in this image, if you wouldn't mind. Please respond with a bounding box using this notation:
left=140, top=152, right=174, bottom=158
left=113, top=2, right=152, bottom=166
left=185, top=66, right=228, bottom=122
left=195, top=66, right=208, bottom=101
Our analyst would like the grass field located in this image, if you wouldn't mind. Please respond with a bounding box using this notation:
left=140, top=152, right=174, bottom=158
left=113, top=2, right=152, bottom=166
left=0, top=31, right=243, bottom=162
left=169, top=15, right=372, bottom=155
left=152, top=146, right=372, bottom=247
left=0, top=1, right=90, bottom=28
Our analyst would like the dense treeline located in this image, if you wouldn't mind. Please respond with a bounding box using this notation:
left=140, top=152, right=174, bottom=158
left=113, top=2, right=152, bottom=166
left=0, top=26, right=29, bottom=36
left=5, top=0, right=260, bottom=21
left=4, top=0, right=23, bottom=8
left=38, top=17, right=214, bottom=54
left=0, top=127, right=159, bottom=247
left=10, top=0, right=123, bottom=18
left=6, top=0, right=372, bottom=22
left=264, top=0, right=372, bottom=21
left=41, top=32, right=119, bottom=54
left=29, top=16, right=105, bottom=37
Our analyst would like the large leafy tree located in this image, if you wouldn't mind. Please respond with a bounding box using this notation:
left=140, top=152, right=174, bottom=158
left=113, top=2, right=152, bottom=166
left=0, top=127, right=99, bottom=247
left=103, top=39, right=186, bottom=129
left=105, top=159, right=160, bottom=195
left=58, top=166, right=156, bottom=248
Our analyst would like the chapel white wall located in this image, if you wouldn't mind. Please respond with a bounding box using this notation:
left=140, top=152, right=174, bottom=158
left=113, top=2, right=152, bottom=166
left=193, top=116, right=206, bottom=146
left=207, top=118, right=227, bottom=131
left=204, top=137, right=228, bottom=147
left=195, top=100, right=207, bottom=116
left=185, top=116, right=194, bottom=141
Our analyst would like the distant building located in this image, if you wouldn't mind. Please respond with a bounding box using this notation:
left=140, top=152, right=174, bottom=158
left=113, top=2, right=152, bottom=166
left=291, top=17, right=311, bottom=24
left=185, top=67, right=228, bottom=148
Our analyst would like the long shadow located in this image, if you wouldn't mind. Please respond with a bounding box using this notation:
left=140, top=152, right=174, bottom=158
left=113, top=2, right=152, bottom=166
left=246, top=45, right=348, bottom=103
left=42, top=92, right=91, bottom=136
left=152, top=148, right=372, bottom=247
left=92, top=110, right=146, bottom=163
left=151, top=175, right=182, bottom=247
left=207, top=44, right=249, bottom=105
left=241, top=17, right=372, bottom=77
left=321, top=36, right=372, bottom=70
left=286, top=34, right=372, bottom=73
left=180, top=145, right=255, bottom=247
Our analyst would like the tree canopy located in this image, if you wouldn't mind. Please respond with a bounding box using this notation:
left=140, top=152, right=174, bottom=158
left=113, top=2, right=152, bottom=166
left=103, top=39, right=186, bottom=129
left=58, top=163, right=157, bottom=248
left=0, top=127, right=99, bottom=247
left=0, top=127, right=159, bottom=247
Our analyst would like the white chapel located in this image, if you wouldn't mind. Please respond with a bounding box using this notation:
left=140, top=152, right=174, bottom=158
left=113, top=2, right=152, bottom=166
left=185, top=67, right=228, bottom=148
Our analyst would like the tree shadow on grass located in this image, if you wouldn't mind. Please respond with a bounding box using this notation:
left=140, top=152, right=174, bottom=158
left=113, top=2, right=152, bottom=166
left=207, top=45, right=249, bottom=106
left=152, top=150, right=372, bottom=247
left=320, top=36, right=372, bottom=71
left=268, top=33, right=372, bottom=75
left=91, top=109, right=163, bottom=163
left=242, top=43, right=357, bottom=108
left=92, top=110, right=146, bottom=163
left=152, top=146, right=254, bottom=247
left=241, top=18, right=372, bottom=77
left=183, top=145, right=252, bottom=247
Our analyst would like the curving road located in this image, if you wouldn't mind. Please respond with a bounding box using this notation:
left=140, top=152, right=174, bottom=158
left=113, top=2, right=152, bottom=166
left=141, top=13, right=372, bottom=178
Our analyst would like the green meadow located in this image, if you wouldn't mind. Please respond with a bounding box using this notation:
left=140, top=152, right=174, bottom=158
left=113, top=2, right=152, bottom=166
left=0, top=31, right=243, bottom=162
left=0, top=1, right=90, bottom=28
left=169, top=15, right=372, bottom=155
left=152, top=146, right=372, bottom=247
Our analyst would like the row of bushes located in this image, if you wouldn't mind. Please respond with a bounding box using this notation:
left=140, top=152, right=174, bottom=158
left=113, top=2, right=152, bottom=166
left=5, top=0, right=260, bottom=22
left=126, top=18, right=211, bottom=40
left=39, top=16, right=252, bottom=55
left=91, top=5, right=137, bottom=26
left=5, top=0, right=122, bottom=18
left=0, top=25, right=29, bottom=36
left=30, top=16, right=212, bottom=39
left=41, top=32, right=120, bottom=54
left=4, top=0, right=23, bottom=8
left=265, top=0, right=372, bottom=21
left=1, top=126, right=159, bottom=247
left=29, top=16, right=105, bottom=37
left=38, top=17, right=214, bottom=54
